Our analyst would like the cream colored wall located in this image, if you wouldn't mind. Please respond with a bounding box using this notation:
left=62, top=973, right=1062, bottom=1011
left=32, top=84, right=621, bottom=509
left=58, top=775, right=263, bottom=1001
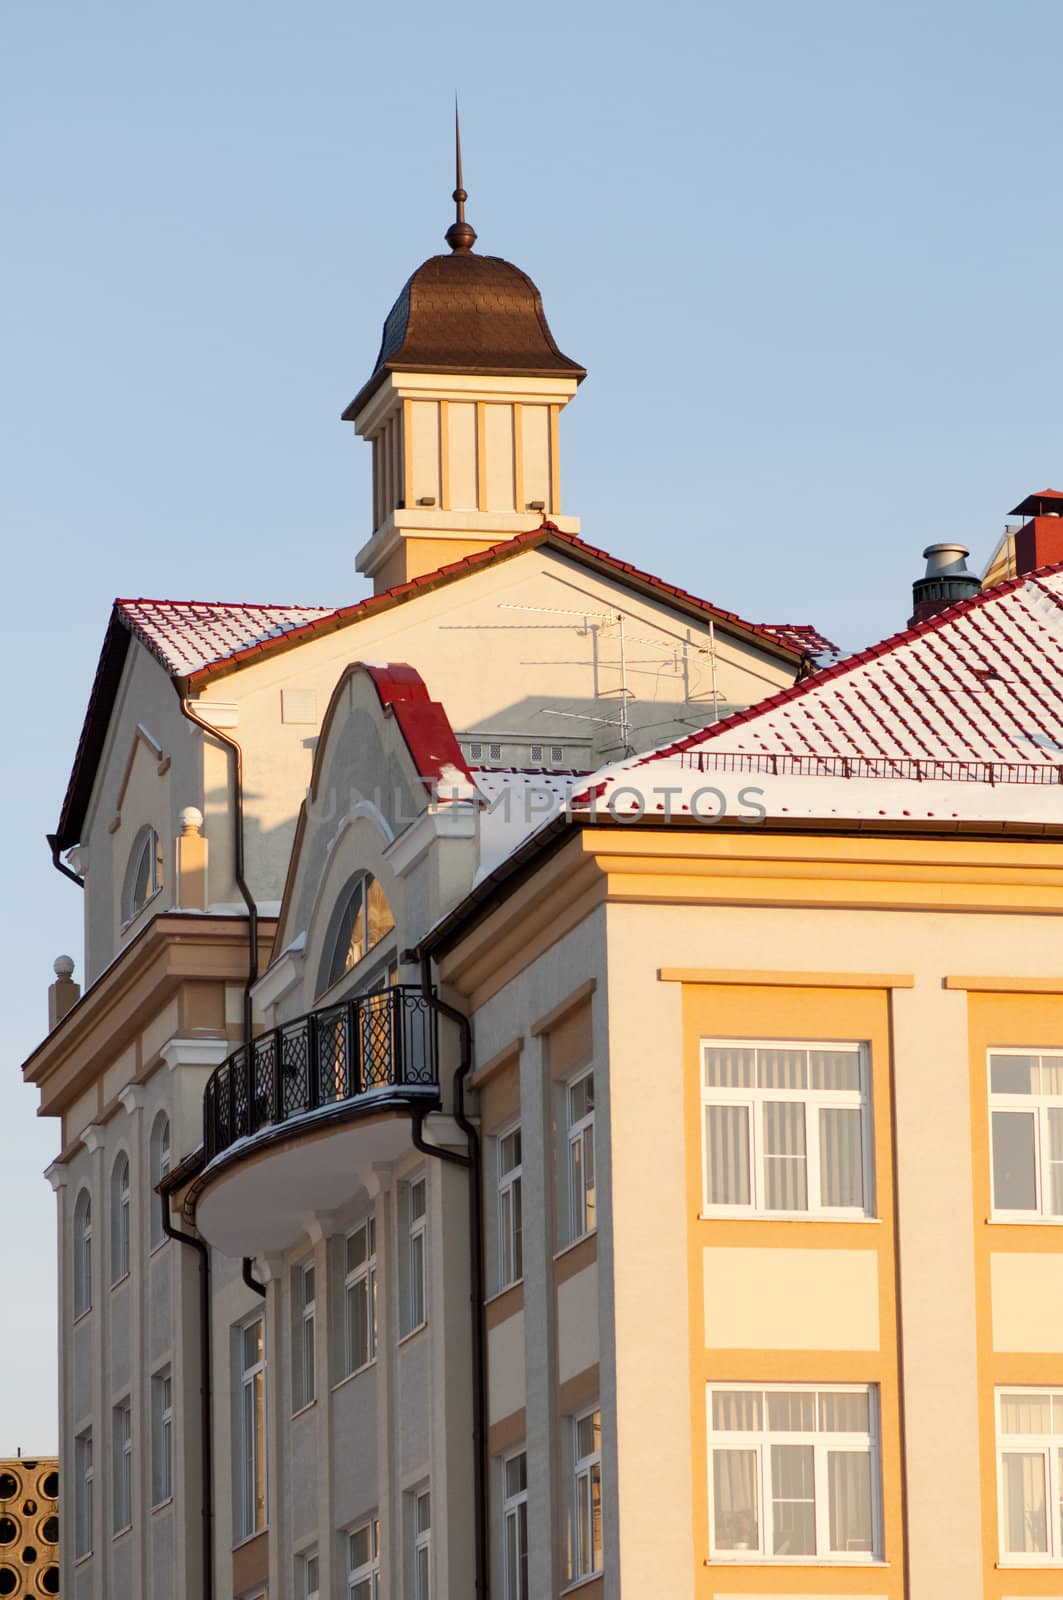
left=702, top=1247, right=880, bottom=1350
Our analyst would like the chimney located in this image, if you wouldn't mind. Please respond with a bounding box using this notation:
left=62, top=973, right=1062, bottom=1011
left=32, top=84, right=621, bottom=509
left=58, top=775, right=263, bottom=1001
left=909, top=543, right=981, bottom=626
left=1009, top=489, right=1063, bottom=576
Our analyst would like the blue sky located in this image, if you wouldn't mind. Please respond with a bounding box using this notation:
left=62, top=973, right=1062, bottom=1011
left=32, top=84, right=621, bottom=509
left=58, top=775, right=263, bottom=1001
left=3, top=0, right=1062, bottom=1448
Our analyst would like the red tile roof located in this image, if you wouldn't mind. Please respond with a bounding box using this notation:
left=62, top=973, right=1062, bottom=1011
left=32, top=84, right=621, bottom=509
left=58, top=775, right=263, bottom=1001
left=117, top=600, right=334, bottom=680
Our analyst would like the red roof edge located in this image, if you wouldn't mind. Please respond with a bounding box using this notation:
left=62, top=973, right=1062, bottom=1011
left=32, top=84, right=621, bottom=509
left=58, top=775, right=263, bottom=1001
left=361, top=664, right=474, bottom=793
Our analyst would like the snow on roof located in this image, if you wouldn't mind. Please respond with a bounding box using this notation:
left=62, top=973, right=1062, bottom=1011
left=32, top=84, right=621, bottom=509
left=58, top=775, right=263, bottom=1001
left=570, top=567, right=1063, bottom=827
left=116, top=599, right=335, bottom=679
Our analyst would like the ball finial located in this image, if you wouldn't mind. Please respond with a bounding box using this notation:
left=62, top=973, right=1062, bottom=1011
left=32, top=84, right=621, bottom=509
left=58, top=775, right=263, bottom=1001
left=53, top=955, right=75, bottom=979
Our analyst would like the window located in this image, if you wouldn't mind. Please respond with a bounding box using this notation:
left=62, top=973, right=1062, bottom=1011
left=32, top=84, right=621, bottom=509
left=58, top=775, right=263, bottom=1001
left=320, top=873, right=396, bottom=994
left=237, top=1317, right=266, bottom=1539
left=151, top=1368, right=173, bottom=1507
left=503, top=1451, right=528, bottom=1600
left=300, top=1549, right=320, bottom=1600
left=111, top=1153, right=131, bottom=1284
left=401, top=1177, right=427, bottom=1337
left=74, top=1428, right=93, bottom=1558
left=989, top=1051, right=1063, bottom=1218
left=550, top=745, right=564, bottom=763
left=707, top=1384, right=879, bottom=1560
left=347, top=1517, right=380, bottom=1599
left=112, top=1399, right=132, bottom=1534
left=701, top=1040, right=871, bottom=1216
left=123, top=825, right=163, bottom=922
left=293, top=1259, right=316, bottom=1411
left=996, top=1388, right=1063, bottom=1561
left=413, top=1490, right=431, bottom=1600
left=567, top=1071, right=596, bottom=1243
left=73, top=1188, right=93, bottom=1318
left=498, top=1127, right=523, bottom=1290
left=344, top=1218, right=377, bottom=1376
left=149, top=1113, right=171, bottom=1250
left=530, top=744, right=543, bottom=763
left=571, top=1408, right=602, bottom=1581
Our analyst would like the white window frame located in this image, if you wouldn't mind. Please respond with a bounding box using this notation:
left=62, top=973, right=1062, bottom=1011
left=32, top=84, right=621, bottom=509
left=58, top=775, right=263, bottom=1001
left=347, top=1515, right=381, bottom=1599
left=414, top=1489, right=431, bottom=1600
left=497, top=1125, right=523, bottom=1291
left=111, top=1153, right=131, bottom=1285
left=706, top=1382, right=881, bottom=1563
left=73, top=1188, right=93, bottom=1319
left=237, top=1315, right=267, bottom=1540
left=112, top=1397, right=132, bottom=1535
left=299, top=1547, right=320, bottom=1600
left=149, top=1113, right=171, bottom=1251
left=123, top=824, right=163, bottom=924
left=151, top=1367, right=173, bottom=1507
left=502, top=1448, right=529, bottom=1600
left=293, top=1258, right=316, bottom=1412
left=996, top=1386, right=1063, bottom=1563
left=566, top=1070, right=596, bottom=1244
left=74, top=1427, right=93, bottom=1559
left=700, top=1039, right=873, bottom=1219
left=401, top=1176, right=428, bottom=1338
left=988, top=1049, right=1063, bottom=1221
left=343, top=1217, right=378, bottom=1377
left=571, top=1406, right=602, bottom=1581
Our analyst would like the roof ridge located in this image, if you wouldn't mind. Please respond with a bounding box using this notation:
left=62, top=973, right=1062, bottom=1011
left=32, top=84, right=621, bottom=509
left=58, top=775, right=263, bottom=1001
left=117, top=597, right=335, bottom=612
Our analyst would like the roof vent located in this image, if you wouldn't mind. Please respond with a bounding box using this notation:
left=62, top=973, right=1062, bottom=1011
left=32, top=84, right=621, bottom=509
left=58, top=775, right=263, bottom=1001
left=909, top=543, right=981, bottom=626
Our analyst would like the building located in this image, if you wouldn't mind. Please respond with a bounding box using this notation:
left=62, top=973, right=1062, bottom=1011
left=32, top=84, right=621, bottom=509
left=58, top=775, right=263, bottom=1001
left=0, top=1458, right=59, bottom=1597
left=22, top=176, right=829, bottom=1600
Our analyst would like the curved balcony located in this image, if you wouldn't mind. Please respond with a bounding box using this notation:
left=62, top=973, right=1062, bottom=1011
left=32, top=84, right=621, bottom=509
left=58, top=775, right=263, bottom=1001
left=196, top=986, right=441, bottom=1256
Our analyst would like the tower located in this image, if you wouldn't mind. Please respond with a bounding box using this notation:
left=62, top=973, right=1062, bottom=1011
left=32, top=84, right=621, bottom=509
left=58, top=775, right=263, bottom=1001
left=343, top=120, right=586, bottom=592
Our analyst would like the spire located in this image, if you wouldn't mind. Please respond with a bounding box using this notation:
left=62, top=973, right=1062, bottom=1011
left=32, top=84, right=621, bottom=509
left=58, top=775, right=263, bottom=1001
left=445, top=99, right=477, bottom=253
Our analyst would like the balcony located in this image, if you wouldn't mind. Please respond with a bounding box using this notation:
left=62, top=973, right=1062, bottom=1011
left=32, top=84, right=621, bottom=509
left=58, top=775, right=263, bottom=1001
left=196, top=986, right=441, bottom=1256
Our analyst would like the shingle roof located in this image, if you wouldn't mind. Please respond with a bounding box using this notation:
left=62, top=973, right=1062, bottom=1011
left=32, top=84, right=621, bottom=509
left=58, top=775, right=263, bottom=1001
left=117, top=600, right=334, bottom=680
left=576, top=565, right=1063, bottom=826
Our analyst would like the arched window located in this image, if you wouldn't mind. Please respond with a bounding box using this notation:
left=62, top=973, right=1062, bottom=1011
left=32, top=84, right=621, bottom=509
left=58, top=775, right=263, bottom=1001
left=123, top=825, right=163, bottom=923
left=110, top=1153, right=130, bottom=1284
left=149, top=1113, right=171, bottom=1250
left=319, top=874, right=395, bottom=995
left=73, top=1189, right=93, bottom=1318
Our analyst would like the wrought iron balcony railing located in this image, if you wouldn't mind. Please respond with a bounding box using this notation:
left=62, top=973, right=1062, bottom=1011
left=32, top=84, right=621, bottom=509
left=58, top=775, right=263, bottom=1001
left=204, top=985, right=439, bottom=1163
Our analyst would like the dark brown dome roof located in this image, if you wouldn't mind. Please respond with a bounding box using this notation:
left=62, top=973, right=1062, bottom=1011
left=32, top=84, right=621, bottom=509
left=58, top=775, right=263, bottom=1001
left=342, top=250, right=585, bottom=420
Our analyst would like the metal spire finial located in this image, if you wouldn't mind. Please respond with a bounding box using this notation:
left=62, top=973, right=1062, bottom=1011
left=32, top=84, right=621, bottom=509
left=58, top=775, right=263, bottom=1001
left=446, top=98, right=477, bottom=253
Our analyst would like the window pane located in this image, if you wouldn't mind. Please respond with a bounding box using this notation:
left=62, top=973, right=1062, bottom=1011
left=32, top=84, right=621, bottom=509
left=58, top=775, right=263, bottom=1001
left=1048, top=1109, right=1063, bottom=1217
left=347, top=1279, right=368, bottom=1371
left=713, top=1449, right=759, bottom=1550
left=810, top=1049, right=861, bottom=1091
left=576, top=1411, right=600, bottom=1459
left=1001, top=1394, right=1052, bottom=1435
left=505, top=1452, right=527, bottom=1497
left=704, top=1047, right=754, bottom=1089
left=766, top=1391, right=816, bottom=1432
left=243, top=1321, right=263, bottom=1369
left=712, top=1390, right=762, bottom=1431
left=366, top=876, right=395, bottom=950
left=705, top=1105, right=751, bottom=1206
left=1043, top=1057, right=1063, bottom=1096
left=500, top=1129, right=521, bottom=1174
left=828, top=1450, right=873, bottom=1553
left=416, top=1491, right=431, bottom=1534
left=763, top=1100, right=808, bottom=1210
left=347, top=1226, right=368, bottom=1274
left=349, top=1525, right=370, bottom=1567
left=1003, top=1451, right=1048, bottom=1553
left=819, top=1390, right=870, bottom=1433
left=410, top=1232, right=425, bottom=1326
left=758, top=1049, right=808, bottom=1090
left=771, top=1444, right=815, bottom=1555
left=411, top=1180, right=426, bottom=1221
left=819, top=1107, right=864, bottom=1208
left=992, top=1111, right=1037, bottom=1210
left=569, top=1073, right=594, bottom=1121
left=991, top=1055, right=1039, bottom=1094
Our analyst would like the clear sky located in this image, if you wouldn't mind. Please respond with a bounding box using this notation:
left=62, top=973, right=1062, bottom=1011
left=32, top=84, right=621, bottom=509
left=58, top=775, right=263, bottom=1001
left=3, top=0, right=1062, bottom=1450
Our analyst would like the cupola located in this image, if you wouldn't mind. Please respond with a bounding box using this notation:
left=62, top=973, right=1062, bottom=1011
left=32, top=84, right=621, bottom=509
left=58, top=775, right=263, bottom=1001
left=343, top=123, right=586, bottom=592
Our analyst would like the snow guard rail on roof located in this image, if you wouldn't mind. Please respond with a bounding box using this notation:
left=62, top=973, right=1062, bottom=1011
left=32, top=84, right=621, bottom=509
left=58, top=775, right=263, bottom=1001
left=675, top=751, right=1063, bottom=786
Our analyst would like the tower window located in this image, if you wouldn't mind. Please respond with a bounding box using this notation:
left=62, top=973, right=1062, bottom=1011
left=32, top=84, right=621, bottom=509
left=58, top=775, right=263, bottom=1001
left=123, top=826, right=164, bottom=923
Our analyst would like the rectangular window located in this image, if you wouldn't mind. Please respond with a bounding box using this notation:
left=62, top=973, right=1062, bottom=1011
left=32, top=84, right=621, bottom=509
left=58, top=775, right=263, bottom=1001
left=414, top=1490, right=431, bottom=1600
left=498, top=1127, right=523, bottom=1290
left=707, top=1384, right=879, bottom=1560
left=300, top=1549, right=320, bottom=1600
left=571, top=1407, right=603, bottom=1580
left=151, top=1368, right=173, bottom=1506
left=347, top=1517, right=381, bottom=1599
left=503, top=1450, right=529, bottom=1600
left=344, top=1218, right=378, bottom=1376
left=238, top=1316, right=267, bottom=1540
left=293, top=1259, right=316, bottom=1411
left=989, top=1051, right=1063, bottom=1219
left=567, top=1071, right=596, bottom=1243
left=112, top=1398, right=132, bottom=1534
left=75, top=1428, right=93, bottom=1558
left=996, top=1388, right=1063, bottom=1561
left=701, top=1040, right=871, bottom=1217
left=401, top=1177, right=427, bottom=1337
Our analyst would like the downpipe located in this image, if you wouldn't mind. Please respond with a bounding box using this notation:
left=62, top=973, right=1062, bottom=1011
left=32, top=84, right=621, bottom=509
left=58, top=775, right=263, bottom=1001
left=158, top=1180, right=213, bottom=1600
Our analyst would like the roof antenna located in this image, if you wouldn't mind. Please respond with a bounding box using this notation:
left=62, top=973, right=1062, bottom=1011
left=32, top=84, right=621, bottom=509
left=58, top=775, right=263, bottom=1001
left=446, top=97, right=477, bottom=254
